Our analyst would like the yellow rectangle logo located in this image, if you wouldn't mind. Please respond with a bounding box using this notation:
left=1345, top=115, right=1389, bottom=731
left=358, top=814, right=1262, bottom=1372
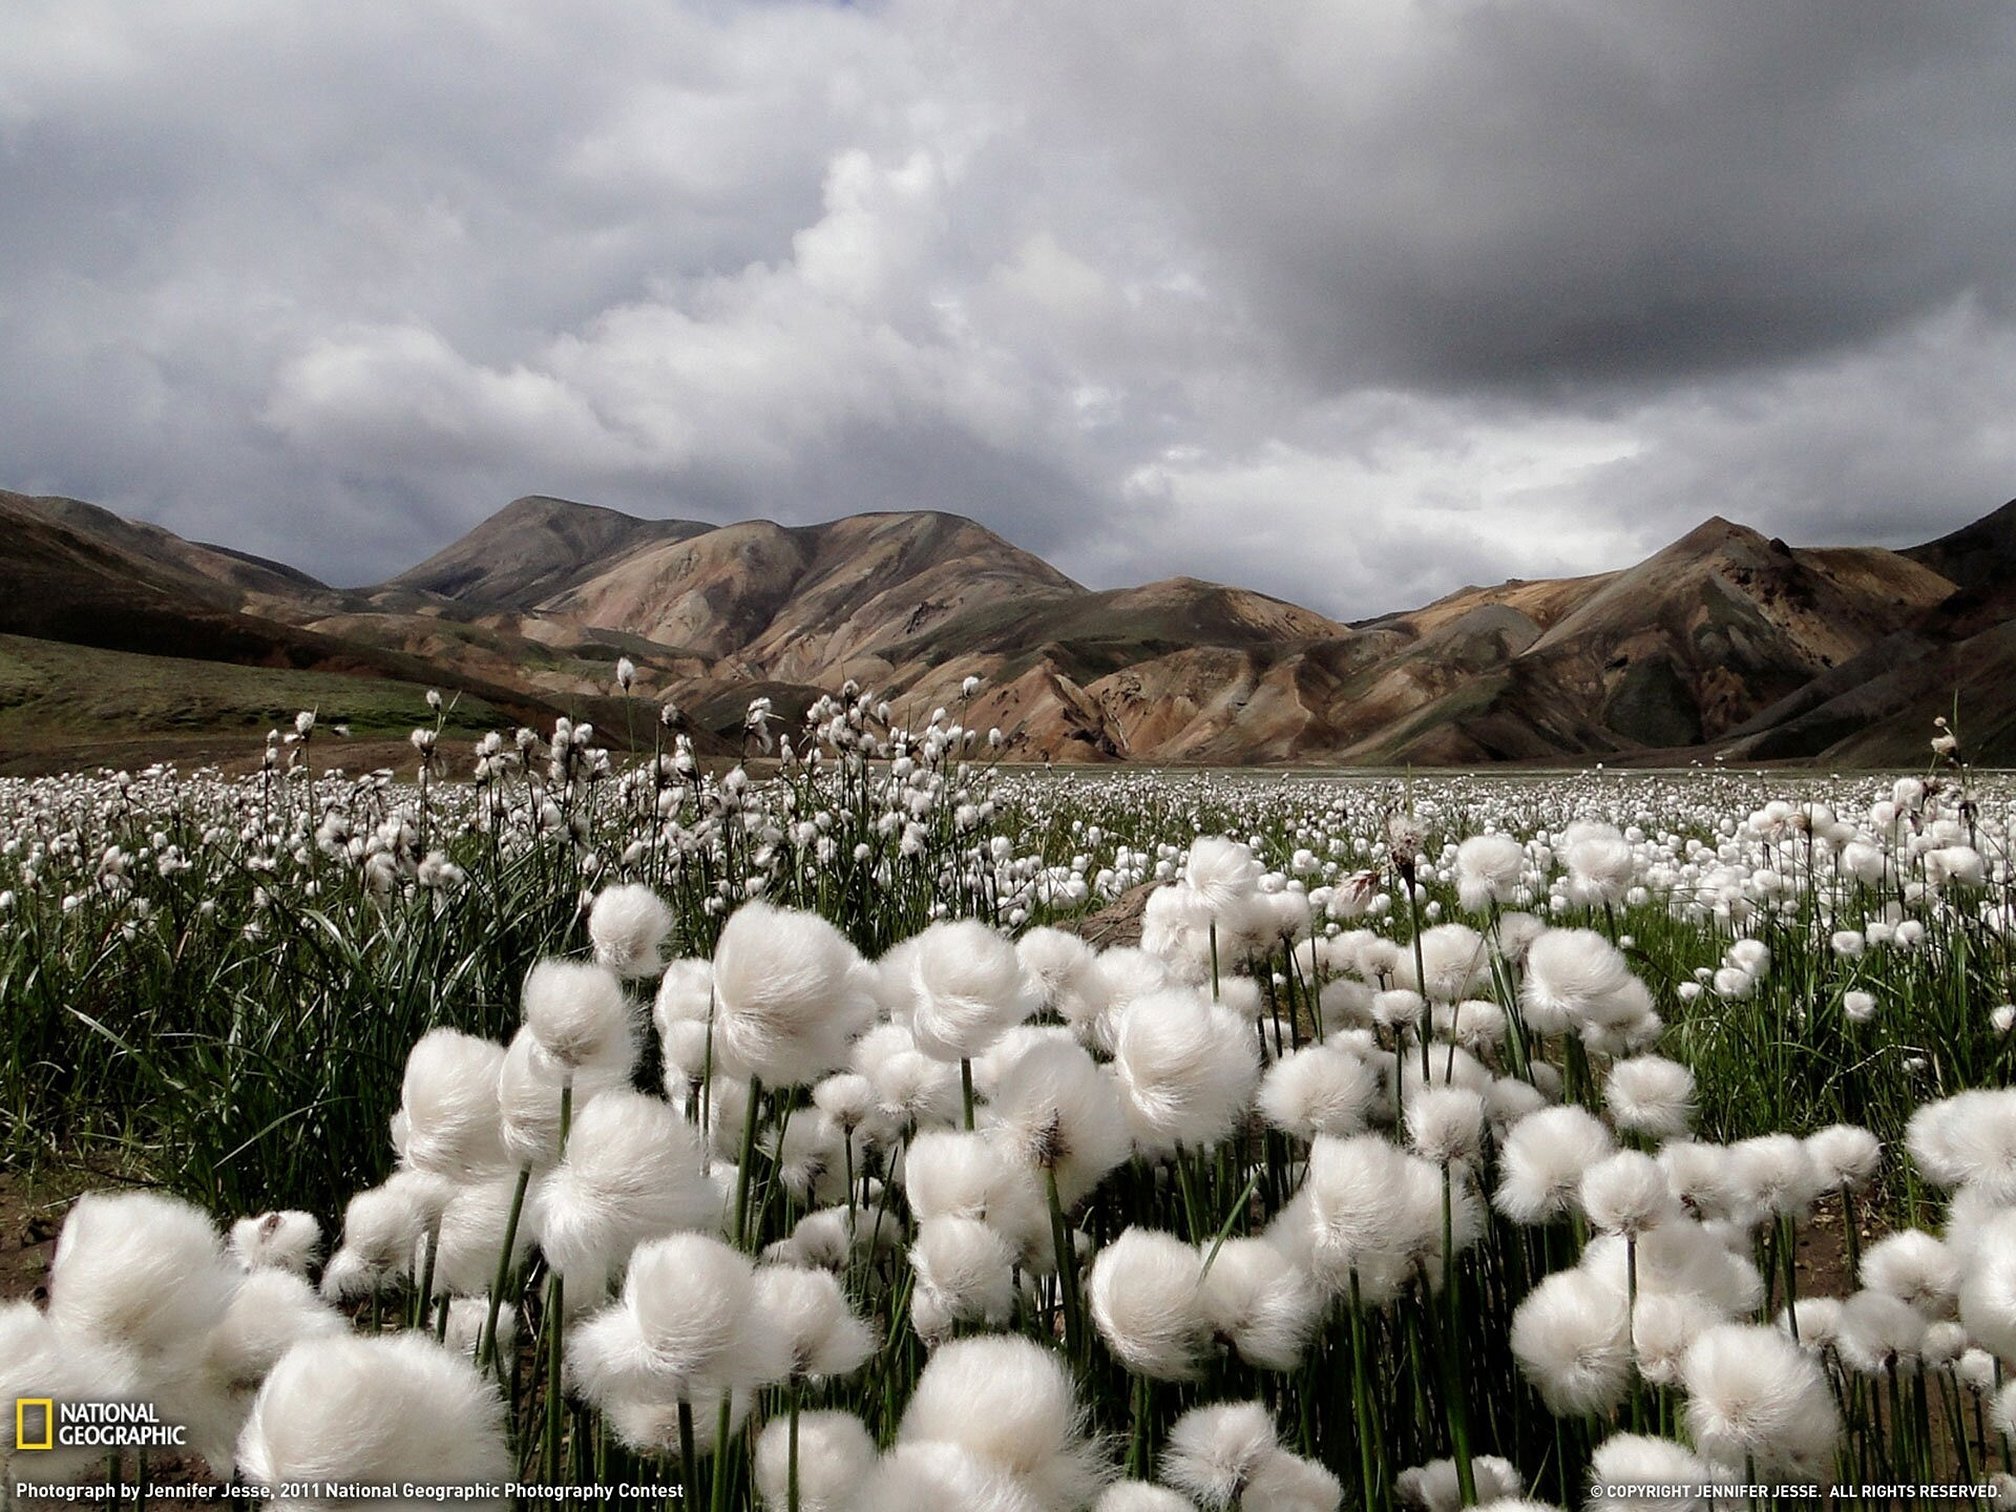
left=16, top=1397, right=54, bottom=1452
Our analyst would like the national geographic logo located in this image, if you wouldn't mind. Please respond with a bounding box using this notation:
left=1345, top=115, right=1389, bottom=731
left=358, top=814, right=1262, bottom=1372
left=14, top=1400, right=52, bottom=1453
left=14, top=1400, right=187, bottom=1451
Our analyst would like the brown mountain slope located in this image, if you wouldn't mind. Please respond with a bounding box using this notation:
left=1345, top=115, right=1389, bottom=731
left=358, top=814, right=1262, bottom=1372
left=384, top=494, right=715, bottom=607
left=0, top=492, right=325, bottom=661
left=0, top=493, right=564, bottom=738
left=860, top=576, right=1356, bottom=758
left=1718, top=502, right=2016, bottom=763
left=1897, top=497, right=2016, bottom=641
left=734, top=512, right=1085, bottom=682
left=250, top=496, right=2016, bottom=764
left=19, top=483, right=2016, bottom=767
left=296, top=605, right=710, bottom=702
left=1722, top=619, right=2016, bottom=765
left=4, top=491, right=338, bottom=610
left=876, top=578, right=1344, bottom=683
left=378, top=499, right=1361, bottom=746
left=1904, top=497, right=2016, bottom=590
left=514, top=510, right=1085, bottom=681
left=1244, top=518, right=1954, bottom=765
left=1487, top=519, right=1953, bottom=747
left=1367, top=571, right=1610, bottom=642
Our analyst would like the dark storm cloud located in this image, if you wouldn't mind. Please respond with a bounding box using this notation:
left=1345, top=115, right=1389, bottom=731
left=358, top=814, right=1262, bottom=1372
left=999, top=1, right=2016, bottom=392
left=4, top=1, right=2016, bottom=615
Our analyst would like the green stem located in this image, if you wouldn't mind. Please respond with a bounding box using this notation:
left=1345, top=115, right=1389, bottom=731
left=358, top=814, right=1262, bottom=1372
left=788, top=1379, right=803, bottom=1512
left=1440, top=1177, right=1476, bottom=1506
left=1627, top=1233, right=1642, bottom=1435
left=1780, top=1214, right=1800, bottom=1343
left=1175, top=1151, right=1205, bottom=1242
left=1348, top=1271, right=1378, bottom=1512
left=478, top=1165, right=532, bottom=1373
left=709, top=1392, right=736, bottom=1512
left=1199, top=1170, right=1265, bottom=1280
left=544, top=1271, right=565, bottom=1484
left=677, top=1398, right=698, bottom=1505
left=733, top=1074, right=764, bottom=1248
left=536, top=1079, right=578, bottom=1494
left=1045, top=1162, right=1084, bottom=1363
left=1407, top=888, right=1431, bottom=1079
left=415, top=1217, right=441, bottom=1332
left=1127, top=1369, right=1152, bottom=1479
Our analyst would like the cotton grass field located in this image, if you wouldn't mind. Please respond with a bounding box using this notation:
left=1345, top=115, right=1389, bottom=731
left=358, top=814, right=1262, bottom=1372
left=5, top=686, right=2016, bottom=1512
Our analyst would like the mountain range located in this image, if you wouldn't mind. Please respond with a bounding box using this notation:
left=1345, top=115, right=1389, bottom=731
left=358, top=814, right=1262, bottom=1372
left=5, top=485, right=2015, bottom=771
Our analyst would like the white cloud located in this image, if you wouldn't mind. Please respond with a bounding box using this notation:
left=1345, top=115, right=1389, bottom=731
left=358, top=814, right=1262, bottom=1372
left=2, top=0, right=2015, bottom=609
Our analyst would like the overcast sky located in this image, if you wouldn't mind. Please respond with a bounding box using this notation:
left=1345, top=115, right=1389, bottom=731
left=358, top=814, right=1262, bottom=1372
left=5, top=2, right=2016, bottom=616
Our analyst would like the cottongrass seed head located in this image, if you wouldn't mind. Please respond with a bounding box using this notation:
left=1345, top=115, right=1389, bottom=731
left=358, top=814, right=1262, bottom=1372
left=1682, top=1322, right=1841, bottom=1477
left=1181, top=836, right=1263, bottom=919
left=1587, top=1434, right=1724, bottom=1512
left=1859, top=1228, right=1959, bottom=1317
left=49, top=1191, right=240, bottom=1369
left=901, top=1128, right=1049, bottom=1266
left=1494, top=1106, right=1614, bottom=1225
left=521, top=958, right=635, bottom=1073
left=1804, top=1124, right=1881, bottom=1192
left=909, top=1214, right=1019, bottom=1341
left=228, top=1211, right=323, bottom=1276
left=652, top=958, right=719, bottom=1086
left=496, top=1023, right=635, bottom=1171
left=856, top=1441, right=1045, bottom=1512
left=1510, top=1268, right=1632, bottom=1417
left=1088, top=1226, right=1210, bottom=1381
left=1908, top=1089, right=2016, bottom=1202
left=1581, top=1150, right=1681, bottom=1238
left=749, top=1263, right=876, bottom=1382
left=1407, top=923, right=1489, bottom=1002
left=1395, top=1454, right=1523, bottom=1512
left=906, top=917, right=1042, bottom=1063
left=753, top=1409, right=875, bottom=1512
left=1834, top=1290, right=1927, bottom=1377
left=531, top=1090, right=718, bottom=1292
left=713, top=900, right=873, bottom=1087
left=1302, top=1134, right=1409, bottom=1285
left=1728, top=1134, right=1824, bottom=1222
left=1519, top=929, right=1637, bottom=1035
left=236, top=1332, right=510, bottom=1509
left=1161, top=1400, right=1278, bottom=1509
left=897, top=1334, right=1110, bottom=1512
left=1093, top=1484, right=1198, bottom=1512
left=989, top=1037, right=1133, bottom=1206
left=1957, top=1209, right=2016, bottom=1361
left=1241, top=1447, right=1343, bottom=1512
left=1454, top=832, right=1524, bottom=912
left=568, top=1231, right=781, bottom=1405
left=3, top=1299, right=138, bottom=1477
left=1406, top=1085, right=1487, bottom=1169
left=1017, top=926, right=1107, bottom=1028
left=587, top=882, right=673, bottom=978
left=1197, top=1235, right=1323, bottom=1373
left=1110, top=989, right=1261, bottom=1160
left=1604, top=1056, right=1697, bottom=1142
left=1258, top=1045, right=1379, bottom=1141
left=395, top=1028, right=509, bottom=1181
